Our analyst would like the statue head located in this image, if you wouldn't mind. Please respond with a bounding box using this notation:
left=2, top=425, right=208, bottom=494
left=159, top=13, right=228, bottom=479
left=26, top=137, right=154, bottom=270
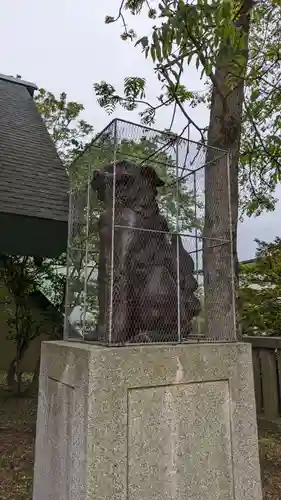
left=91, top=160, right=164, bottom=202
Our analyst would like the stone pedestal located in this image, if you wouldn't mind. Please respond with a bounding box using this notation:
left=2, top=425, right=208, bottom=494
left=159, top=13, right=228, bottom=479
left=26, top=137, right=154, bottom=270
left=33, top=341, right=262, bottom=500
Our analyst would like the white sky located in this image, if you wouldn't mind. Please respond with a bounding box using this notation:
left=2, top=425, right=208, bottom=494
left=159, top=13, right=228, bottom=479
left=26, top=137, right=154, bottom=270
left=1, top=0, right=280, bottom=260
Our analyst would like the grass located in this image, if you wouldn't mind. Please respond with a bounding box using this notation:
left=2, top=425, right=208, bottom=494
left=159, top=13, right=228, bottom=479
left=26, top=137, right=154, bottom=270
left=0, top=374, right=281, bottom=499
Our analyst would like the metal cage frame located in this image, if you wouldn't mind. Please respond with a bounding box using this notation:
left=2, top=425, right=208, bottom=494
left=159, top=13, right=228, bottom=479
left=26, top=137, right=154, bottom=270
left=64, top=118, right=236, bottom=345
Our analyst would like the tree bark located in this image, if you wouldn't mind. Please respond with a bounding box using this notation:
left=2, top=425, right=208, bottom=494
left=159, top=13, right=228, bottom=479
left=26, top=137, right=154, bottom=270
left=25, top=356, right=40, bottom=396
left=203, top=1, right=254, bottom=340
left=6, top=339, right=29, bottom=392
left=6, top=358, right=18, bottom=391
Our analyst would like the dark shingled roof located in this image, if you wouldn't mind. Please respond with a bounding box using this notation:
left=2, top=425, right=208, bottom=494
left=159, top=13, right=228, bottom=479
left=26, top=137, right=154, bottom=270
left=0, top=74, right=69, bottom=222
left=0, top=74, right=69, bottom=257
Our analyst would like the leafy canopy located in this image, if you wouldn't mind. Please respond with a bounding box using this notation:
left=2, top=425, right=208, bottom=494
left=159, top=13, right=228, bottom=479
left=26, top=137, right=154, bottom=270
left=94, top=0, right=281, bottom=217
left=35, top=88, right=94, bottom=166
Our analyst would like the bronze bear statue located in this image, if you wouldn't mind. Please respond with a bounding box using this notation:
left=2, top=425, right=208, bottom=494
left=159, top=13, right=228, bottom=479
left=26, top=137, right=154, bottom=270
left=90, top=160, right=200, bottom=343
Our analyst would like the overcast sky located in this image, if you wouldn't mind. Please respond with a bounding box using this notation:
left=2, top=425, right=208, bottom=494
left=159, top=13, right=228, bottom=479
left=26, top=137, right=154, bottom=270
left=1, top=0, right=280, bottom=260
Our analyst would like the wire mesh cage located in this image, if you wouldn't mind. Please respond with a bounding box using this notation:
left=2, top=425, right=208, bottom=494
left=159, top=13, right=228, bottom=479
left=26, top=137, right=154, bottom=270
left=64, top=118, right=236, bottom=345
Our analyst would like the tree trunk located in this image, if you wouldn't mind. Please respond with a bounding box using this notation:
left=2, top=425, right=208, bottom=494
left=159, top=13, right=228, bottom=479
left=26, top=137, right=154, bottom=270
left=7, top=357, right=23, bottom=393
left=25, top=356, right=40, bottom=396
left=203, top=1, right=253, bottom=340
left=6, top=341, right=29, bottom=392
left=6, top=358, right=17, bottom=391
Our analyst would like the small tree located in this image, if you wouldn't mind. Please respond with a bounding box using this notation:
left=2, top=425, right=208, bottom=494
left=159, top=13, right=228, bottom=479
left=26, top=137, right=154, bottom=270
left=0, top=254, right=66, bottom=392
left=1, top=256, right=41, bottom=392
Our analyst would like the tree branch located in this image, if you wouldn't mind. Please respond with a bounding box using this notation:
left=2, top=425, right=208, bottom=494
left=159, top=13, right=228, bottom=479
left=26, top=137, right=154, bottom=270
left=161, top=68, right=205, bottom=142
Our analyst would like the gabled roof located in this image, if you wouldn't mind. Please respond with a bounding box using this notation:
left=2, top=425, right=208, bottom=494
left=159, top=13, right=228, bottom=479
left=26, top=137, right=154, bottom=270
left=0, top=74, right=69, bottom=257
left=0, top=73, right=37, bottom=97
left=0, top=74, right=69, bottom=222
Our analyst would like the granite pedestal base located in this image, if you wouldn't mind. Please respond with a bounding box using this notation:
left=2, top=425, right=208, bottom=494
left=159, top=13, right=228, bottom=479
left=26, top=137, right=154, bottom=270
left=33, top=341, right=262, bottom=500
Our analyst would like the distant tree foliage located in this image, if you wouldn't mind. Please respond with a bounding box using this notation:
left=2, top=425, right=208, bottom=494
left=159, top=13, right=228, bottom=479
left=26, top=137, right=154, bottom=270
left=240, top=237, right=281, bottom=336
left=34, top=88, right=94, bottom=166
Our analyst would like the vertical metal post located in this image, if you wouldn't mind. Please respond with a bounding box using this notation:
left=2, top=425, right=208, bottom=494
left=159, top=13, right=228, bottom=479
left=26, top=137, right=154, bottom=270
left=193, top=170, right=200, bottom=335
left=63, top=171, right=73, bottom=341
left=175, top=139, right=181, bottom=342
left=82, top=163, right=91, bottom=340
left=193, top=171, right=199, bottom=283
left=226, top=151, right=237, bottom=340
left=108, top=119, right=118, bottom=345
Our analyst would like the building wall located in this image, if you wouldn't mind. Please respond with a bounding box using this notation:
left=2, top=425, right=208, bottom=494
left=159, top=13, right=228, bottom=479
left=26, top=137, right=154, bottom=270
left=0, top=282, right=59, bottom=372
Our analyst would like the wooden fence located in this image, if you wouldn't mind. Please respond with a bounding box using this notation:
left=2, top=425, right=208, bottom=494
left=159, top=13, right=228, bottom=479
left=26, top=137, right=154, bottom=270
left=244, top=336, right=281, bottom=427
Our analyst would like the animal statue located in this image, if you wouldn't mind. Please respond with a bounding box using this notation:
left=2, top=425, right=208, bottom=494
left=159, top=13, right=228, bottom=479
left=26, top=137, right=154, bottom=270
left=90, top=160, right=200, bottom=343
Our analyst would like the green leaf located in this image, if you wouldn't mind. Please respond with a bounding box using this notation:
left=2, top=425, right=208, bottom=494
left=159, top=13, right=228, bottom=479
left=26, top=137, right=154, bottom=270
left=148, top=8, right=157, bottom=19
left=135, top=36, right=149, bottom=49
left=153, top=31, right=162, bottom=61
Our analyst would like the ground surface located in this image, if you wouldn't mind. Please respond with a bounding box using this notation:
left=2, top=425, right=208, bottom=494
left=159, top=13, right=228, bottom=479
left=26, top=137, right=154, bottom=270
left=0, top=379, right=281, bottom=500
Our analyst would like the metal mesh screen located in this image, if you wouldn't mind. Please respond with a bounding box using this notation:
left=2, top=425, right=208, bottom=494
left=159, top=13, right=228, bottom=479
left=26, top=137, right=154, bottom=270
left=64, top=118, right=236, bottom=345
